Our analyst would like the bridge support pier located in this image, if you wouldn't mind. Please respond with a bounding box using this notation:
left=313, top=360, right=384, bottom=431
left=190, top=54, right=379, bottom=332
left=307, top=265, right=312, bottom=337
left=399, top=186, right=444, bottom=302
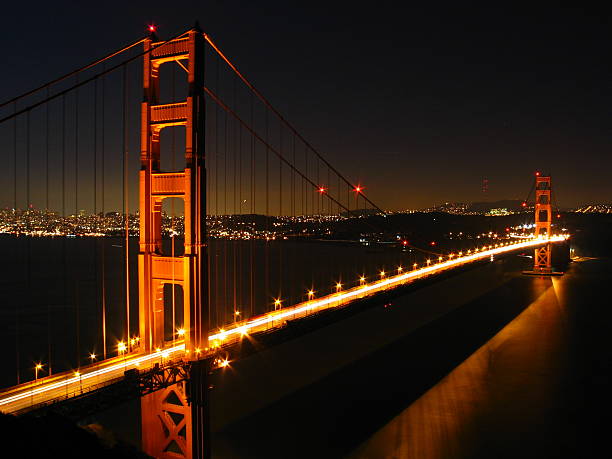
left=141, top=358, right=211, bottom=459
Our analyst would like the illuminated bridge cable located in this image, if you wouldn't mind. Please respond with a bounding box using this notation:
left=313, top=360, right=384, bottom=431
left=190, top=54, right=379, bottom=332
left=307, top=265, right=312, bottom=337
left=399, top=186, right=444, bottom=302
left=101, top=66, right=107, bottom=360
left=13, top=105, right=18, bottom=384
left=0, top=37, right=147, bottom=110
left=122, top=64, right=131, bottom=347
left=0, top=28, right=192, bottom=126
left=45, top=85, right=52, bottom=375
left=204, top=29, right=446, bottom=261
left=203, top=32, right=386, bottom=216
left=204, top=87, right=365, bottom=219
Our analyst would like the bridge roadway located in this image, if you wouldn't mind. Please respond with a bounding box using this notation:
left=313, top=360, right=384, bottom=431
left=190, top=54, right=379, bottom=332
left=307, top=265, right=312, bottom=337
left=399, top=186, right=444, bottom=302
left=0, top=236, right=565, bottom=415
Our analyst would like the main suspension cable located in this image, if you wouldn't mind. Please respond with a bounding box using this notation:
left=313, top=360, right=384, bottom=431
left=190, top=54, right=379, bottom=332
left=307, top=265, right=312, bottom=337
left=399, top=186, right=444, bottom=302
left=203, top=32, right=386, bottom=216
left=0, top=37, right=147, bottom=110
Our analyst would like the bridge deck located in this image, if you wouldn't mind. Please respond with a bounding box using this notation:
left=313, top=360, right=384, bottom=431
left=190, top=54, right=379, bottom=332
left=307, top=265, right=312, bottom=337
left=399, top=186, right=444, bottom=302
left=0, top=236, right=565, bottom=415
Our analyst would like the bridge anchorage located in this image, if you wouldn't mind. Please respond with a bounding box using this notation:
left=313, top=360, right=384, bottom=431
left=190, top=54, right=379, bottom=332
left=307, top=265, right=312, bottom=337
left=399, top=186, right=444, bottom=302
left=523, top=174, right=564, bottom=276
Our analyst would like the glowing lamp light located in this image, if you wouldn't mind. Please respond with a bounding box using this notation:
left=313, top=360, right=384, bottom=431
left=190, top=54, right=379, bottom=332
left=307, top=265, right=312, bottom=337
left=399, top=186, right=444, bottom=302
left=438, top=256, right=443, bottom=262
left=354, top=185, right=363, bottom=193
left=359, top=276, right=366, bottom=284
left=522, top=202, right=527, bottom=207
left=430, top=241, right=436, bottom=246
left=177, top=328, right=186, bottom=337
left=413, top=263, right=418, bottom=269
left=397, top=266, right=403, bottom=273
left=274, top=299, right=282, bottom=308
left=35, top=363, right=43, bottom=370
left=317, top=186, right=326, bottom=194
left=335, top=282, right=342, bottom=292
left=426, top=259, right=431, bottom=265
left=74, top=371, right=80, bottom=377
left=535, top=171, right=540, bottom=176
left=89, top=353, right=96, bottom=361
left=117, top=341, right=127, bottom=353
left=380, top=270, right=385, bottom=278
left=148, top=24, right=156, bottom=33
left=307, top=290, right=315, bottom=299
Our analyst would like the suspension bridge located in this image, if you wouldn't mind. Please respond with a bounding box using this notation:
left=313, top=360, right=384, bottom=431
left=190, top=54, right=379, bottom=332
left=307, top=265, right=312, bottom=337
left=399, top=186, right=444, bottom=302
left=0, top=24, right=567, bottom=458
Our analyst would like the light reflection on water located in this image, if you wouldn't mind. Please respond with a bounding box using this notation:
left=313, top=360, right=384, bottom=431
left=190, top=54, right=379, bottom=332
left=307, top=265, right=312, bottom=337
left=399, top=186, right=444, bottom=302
left=350, top=270, right=574, bottom=458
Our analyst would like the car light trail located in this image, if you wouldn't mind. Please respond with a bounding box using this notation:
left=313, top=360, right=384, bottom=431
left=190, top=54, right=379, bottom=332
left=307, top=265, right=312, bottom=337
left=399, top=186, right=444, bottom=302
left=209, top=236, right=567, bottom=344
left=0, top=344, right=185, bottom=407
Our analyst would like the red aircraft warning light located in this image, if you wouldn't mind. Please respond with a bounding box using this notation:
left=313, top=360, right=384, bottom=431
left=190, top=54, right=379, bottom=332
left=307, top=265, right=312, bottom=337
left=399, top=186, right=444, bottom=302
left=354, top=185, right=363, bottom=193
left=148, top=24, right=157, bottom=33
left=317, top=186, right=326, bottom=194
left=430, top=241, right=436, bottom=246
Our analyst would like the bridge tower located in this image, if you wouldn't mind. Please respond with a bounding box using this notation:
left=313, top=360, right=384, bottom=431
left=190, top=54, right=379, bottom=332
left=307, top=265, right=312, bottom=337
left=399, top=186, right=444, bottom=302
left=533, top=174, right=552, bottom=273
left=139, top=26, right=209, bottom=459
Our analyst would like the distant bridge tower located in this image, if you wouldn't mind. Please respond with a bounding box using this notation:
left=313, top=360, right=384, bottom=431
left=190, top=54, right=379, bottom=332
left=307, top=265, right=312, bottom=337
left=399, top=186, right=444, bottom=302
left=533, top=174, right=552, bottom=273
left=139, top=26, right=209, bottom=459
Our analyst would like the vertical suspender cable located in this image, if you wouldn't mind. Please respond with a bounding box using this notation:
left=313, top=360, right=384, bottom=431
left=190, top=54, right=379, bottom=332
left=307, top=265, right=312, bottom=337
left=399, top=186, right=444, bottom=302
left=14, top=102, right=20, bottom=385
left=61, top=95, right=67, bottom=370
left=75, top=79, right=81, bottom=371
left=214, top=56, right=219, bottom=327
left=223, top=91, right=228, bottom=324
left=101, top=68, right=107, bottom=359
left=265, top=109, right=269, bottom=309
left=46, top=86, right=52, bottom=375
left=26, top=111, right=32, bottom=377
left=278, top=124, right=282, bottom=299
left=232, top=78, right=237, bottom=319
left=93, top=78, right=98, bottom=361
left=171, top=60, right=176, bottom=343
left=249, top=92, right=254, bottom=317
left=122, top=64, right=131, bottom=345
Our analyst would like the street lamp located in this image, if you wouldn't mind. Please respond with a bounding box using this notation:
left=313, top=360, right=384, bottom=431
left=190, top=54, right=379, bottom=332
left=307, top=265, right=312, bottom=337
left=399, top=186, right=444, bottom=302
left=35, top=363, right=43, bottom=382
left=359, top=276, right=366, bottom=286
left=31, top=363, right=43, bottom=405
left=118, top=341, right=127, bottom=370
left=89, top=353, right=98, bottom=384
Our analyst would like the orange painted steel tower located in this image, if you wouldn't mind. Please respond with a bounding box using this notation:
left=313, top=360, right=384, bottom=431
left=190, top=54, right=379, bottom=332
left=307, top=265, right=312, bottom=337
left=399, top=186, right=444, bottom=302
left=533, top=175, right=552, bottom=273
left=139, top=26, right=209, bottom=458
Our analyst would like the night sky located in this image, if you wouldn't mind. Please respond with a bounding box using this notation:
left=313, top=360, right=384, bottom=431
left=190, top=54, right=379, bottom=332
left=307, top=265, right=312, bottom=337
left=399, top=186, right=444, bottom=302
left=0, top=2, right=609, bottom=210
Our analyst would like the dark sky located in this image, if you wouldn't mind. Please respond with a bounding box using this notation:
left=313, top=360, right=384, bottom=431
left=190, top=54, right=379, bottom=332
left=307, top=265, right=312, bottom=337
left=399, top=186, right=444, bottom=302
left=1, top=2, right=610, bottom=210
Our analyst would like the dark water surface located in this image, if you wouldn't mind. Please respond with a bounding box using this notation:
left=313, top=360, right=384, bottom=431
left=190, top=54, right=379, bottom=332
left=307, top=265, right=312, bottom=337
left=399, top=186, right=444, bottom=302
left=212, top=257, right=611, bottom=459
